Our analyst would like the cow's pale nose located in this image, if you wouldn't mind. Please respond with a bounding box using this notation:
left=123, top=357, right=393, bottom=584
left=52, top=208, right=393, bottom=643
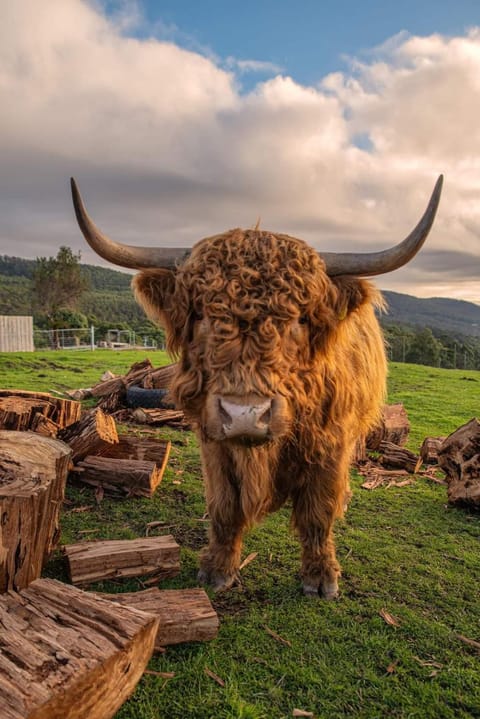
left=219, top=398, right=272, bottom=440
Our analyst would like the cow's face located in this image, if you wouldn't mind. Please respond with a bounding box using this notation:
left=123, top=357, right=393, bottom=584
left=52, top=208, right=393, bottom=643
left=134, top=229, right=373, bottom=445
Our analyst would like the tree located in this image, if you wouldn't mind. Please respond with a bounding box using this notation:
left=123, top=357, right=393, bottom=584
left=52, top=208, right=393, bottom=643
left=405, top=327, right=443, bottom=367
left=32, top=247, right=89, bottom=323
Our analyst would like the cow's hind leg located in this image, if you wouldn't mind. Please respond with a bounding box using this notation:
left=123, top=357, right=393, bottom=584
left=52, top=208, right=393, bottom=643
left=291, top=463, right=349, bottom=600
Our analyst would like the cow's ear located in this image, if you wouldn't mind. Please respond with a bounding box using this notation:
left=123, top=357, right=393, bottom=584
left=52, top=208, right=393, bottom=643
left=132, top=270, right=176, bottom=325
left=330, top=276, right=382, bottom=319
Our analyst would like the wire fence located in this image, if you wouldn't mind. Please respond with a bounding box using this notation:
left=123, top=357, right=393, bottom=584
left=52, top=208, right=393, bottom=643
left=33, top=326, right=161, bottom=351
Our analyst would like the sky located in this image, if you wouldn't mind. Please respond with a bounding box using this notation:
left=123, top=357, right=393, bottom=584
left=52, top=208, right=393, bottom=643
left=1, top=1, right=480, bottom=303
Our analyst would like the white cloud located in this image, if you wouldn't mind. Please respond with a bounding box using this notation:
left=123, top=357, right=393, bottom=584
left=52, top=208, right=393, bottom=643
left=0, top=0, right=479, bottom=303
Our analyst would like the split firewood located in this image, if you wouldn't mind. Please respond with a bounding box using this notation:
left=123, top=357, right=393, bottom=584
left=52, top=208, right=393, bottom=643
left=71, top=455, right=166, bottom=498
left=438, top=418, right=480, bottom=508
left=0, top=431, right=71, bottom=592
left=0, top=389, right=81, bottom=432
left=420, top=436, right=446, bottom=465
left=0, top=577, right=158, bottom=719
left=90, top=375, right=126, bottom=398
left=95, top=587, right=219, bottom=649
left=59, top=407, right=118, bottom=463
left=29, top=411, right=60, bottom=437
left=64, top=535, right=180, bottom=586
left=142, top=363, right=178, bottom=389
left=65, top=387, right=93, bottom=401
left=379, top=441, right=423, bottom=474
left=124, top=358, right=155, bottom=386
left=367, top=403, right=410, bottom=450
left=97, top=435, right=171, bottom=466
left=132, top=407, right=186, bottom=426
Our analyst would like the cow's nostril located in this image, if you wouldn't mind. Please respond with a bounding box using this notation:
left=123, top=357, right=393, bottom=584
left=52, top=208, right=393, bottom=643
left=218, top=399, right=232, bottom=426
left=258, top=406, right=272, bottom=425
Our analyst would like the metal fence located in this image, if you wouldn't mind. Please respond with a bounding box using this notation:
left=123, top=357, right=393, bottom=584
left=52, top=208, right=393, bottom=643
left=33, top=326, right=159, bottom=351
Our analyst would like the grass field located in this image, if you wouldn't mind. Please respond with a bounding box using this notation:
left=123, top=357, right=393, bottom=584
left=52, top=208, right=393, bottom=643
left=1, top=350, right=479, bottom=719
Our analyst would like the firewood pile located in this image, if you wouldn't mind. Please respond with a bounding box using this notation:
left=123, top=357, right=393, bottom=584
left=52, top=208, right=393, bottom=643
left=356, top=404, right=480, bottom=509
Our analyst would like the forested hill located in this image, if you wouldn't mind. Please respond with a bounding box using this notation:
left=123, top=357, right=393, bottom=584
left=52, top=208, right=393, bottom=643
left=1, top=254, right=479, bottom=337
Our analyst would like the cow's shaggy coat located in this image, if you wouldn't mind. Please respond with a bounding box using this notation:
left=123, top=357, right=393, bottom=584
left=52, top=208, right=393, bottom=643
left=134, top=228, right=387, bottom=598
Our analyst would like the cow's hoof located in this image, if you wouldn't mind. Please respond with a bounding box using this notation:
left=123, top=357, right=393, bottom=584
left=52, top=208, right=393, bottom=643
left=302, top=579, right=339, bottom=600
left=197, top=568, right=238, bottom=593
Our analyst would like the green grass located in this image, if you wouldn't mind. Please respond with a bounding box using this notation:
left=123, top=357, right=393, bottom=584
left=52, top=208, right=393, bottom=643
left=1, top=352, right=479, bottom=719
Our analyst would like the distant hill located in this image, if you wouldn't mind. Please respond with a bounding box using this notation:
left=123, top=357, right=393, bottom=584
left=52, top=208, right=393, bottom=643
left=1, top=254, right=479, bottom=338
left=382, top=290, right=480, bottom=337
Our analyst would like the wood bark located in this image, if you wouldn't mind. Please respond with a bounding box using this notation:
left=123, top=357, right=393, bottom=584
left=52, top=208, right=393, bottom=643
left=71, top=455, right=166, bottom=498
left=30, top=412, right=60, bottom=437
left=96, top=587, right=219, bottom=649
left=379, top=441, right=423, bottom=474
left=142, top=363, right=178, bottom=389
left=90, top=375, right=126, bottom=398
left=97, top=434, right=171, bottom=464
left=0, top=577, right=158, bottom=719
left=420, top=436, right=446, bottom=465
left=0, top=431, right=71, bottom=592
left=132, top=407, right=186, bottom=426
left=0, top=390, right=80, bottom=432
left=367, top=403, right=410, bottom=450
left=58, top=407, right=118, bottom=463
left=65, top=535, right=180, bottom=586
left=438, top=418, right=480, bottom=508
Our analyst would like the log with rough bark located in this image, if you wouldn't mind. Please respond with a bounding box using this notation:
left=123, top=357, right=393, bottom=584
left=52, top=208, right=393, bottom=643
left=438, top=418, right=480, bottom=508
left=132, top=407, right=186, bottom=427
left=90, top=375, right=126, bottom=398
left=98, top=434, right=171, bottom=464
left=71, top=455, right=166, bottom=497
left=65, top=535, right=180, bottom=586
left=367, top=403, right=410, bottom=450
left=420, top=436, right=446, bottom=465
left=124, top=358, right=154, bottom=386
left=30, top=412, right=60, bottom=437
left=0, top=389, right=80, bottom=432
left=0, top=577, right=158, bottom=719
left=379, top=441, right=423, bottom=474
left=142, top=362, right=178, bottom=389
left=58, top=407, right=118, bottom=463
left=96, top=587, right=219, bottom=649
left=0, top=431, right=71, bottom=592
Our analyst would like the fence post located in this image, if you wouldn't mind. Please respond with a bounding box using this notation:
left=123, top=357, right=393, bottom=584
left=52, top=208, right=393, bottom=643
left=90, top=325, right=95, bottom=351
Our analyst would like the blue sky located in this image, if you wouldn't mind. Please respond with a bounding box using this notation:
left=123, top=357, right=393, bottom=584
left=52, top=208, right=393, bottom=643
left=106, top=0, right=480, bottom=86
left=1, top=0, right=480, bottom=302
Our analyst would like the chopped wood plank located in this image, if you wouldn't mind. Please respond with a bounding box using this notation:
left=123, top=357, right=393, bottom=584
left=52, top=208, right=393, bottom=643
left=59, top=407, right=118, bottom=463
left=72, top=455, right=166, bottom=497
left=64, top=535, right=180, bottom=586
left=0, top=577, right=158, bottom=719
left=96, top=587, right=219, bottom=648
left=0, top=431, right=71, bottom=591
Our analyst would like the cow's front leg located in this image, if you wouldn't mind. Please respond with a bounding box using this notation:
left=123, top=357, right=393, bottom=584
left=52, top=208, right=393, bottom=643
left=197, top=444, right=245, bottom=592
left=291, top=464, right=348, bottom=600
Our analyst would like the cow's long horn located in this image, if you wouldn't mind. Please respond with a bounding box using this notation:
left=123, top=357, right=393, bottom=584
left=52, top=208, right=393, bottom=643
left=321, top=175, right=443, bottom=277
left=70, top=178, right=190, bottom=270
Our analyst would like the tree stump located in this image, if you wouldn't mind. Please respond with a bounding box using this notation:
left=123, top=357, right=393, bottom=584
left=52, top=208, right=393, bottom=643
left=367, top=403, right=410, bottom=450
left=0, top=389, right=80, bottom=432
left=438, top=418, right=480, bottom=508
left=58, top=407, right=118, bottom=463
left=0, top=577, right=158, bottom=719
left=0, top=431, right=71, bottom=592
left=64, top=535, right=180, bottom=586
left=71, top=456, right=166, bottom=497
left=96, top=587, right=219, bottom=649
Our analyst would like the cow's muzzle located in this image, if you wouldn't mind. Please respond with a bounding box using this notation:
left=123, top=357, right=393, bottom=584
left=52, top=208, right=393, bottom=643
left=204, top=392, right=291, bottom=443
left=218, top=397, right=272, bottom=441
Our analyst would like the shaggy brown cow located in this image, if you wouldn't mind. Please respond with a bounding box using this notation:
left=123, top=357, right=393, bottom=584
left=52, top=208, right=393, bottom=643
left=71, top=176, right=442, bottom=599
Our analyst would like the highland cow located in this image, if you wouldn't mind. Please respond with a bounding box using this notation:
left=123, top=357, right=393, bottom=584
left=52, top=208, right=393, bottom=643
left=71, top=175, right=442, bottom=599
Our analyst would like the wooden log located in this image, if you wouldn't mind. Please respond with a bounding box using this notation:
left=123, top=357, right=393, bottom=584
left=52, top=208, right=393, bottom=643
left=71, top=455, right=166, bottom=498
left=420, top=436, right=446, bottom=465
left=438, top=418, right=480, bottom=508
left=64, top=535, right=180, bottom=586
left=97, top=434, right=171, bottom=464
left=0, top=390, right=80, bottom=431
left=366, top=403, right=410, bottom=450
left=379, top=441, right=423, bottom=474
left=143, top=362, right=178, bottom=390
left=96, top=587, right=219, bottom=649
left=58, top=407, right=118, bottom=463
left=125, top=358, right=155, bottom=387
left=30, top=412, right=60, bottom=437
left=0, top=577, right=158, bottom=719
left=0, top=431, right=71, bottom=592
left=90, top=375, right=126, bottom=398
left=132, top=407, right=186, bottom=426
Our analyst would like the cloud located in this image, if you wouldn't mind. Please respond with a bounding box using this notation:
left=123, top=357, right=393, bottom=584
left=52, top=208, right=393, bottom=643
left=0, top=0, right=479, bottom=303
